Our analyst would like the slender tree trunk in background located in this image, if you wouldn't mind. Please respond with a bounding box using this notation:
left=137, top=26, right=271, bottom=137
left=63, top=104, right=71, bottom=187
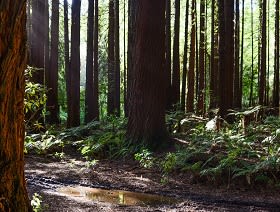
left=218, top=0, right=226, bottom=117
left=249, top=0, right=254, bottom=106
left=186, top=0, right=196, bottom=112
left=107, top=0, right=115, bottom=115
left=115, top=0, right=121, bottom=116
left=44, top=0, right=49, bottom=91
left=197, top=0, right=206, bottom=115
left=195, top=7, right=199, bottom=103
left=210, top=0, right=219, bottom=109
left=273, top=0, right=279, bottom=109
left=259, top=0, right=267, bottom=106
left=266, top=0, right=270, bottom=105
left=171, top=0, right=181, bottom=107
left=0, top=1, right=32, bottom=211
left=64, top=0, right=71, bottom=126
left=93, top=0, right=99, bottom=120
left=47, top=0, right=59, bottom=124
left=234, top=0, right=241, bottom=108
left=181, top=0, right=190, bottom=112
left=165, top=0, right=172, bottom=110
left=85, top=0, right=95, bottom=123
left=240, top=0, right=245, bottom=107
left=29, top=0, right=46, bottom=125
left=68, top=0, right=81, bottom=127
left=123, top=0, right=127, bottom=116
left=127, top=0, right=168, bottom=150
left=127, top=0, right=137, bottom=116
left=27, top=0, right=31, bottom=58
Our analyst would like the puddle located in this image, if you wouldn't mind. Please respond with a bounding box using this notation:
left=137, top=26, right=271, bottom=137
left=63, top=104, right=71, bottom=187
left=58, top=186, right=179, bottom=206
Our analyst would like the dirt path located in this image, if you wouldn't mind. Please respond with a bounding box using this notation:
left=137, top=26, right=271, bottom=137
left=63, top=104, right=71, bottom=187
left=25, top=152, right=280, bottom=211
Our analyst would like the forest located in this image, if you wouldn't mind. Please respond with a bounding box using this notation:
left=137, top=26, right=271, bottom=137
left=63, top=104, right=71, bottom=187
left=0, top=0, right=280, bottom=211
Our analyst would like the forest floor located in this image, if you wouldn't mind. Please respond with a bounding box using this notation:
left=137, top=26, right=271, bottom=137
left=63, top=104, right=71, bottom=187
left=25, top=147, right=280, bottom=212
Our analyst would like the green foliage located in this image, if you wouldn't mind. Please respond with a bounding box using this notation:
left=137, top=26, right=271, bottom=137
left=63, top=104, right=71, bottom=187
left=134, top=149, right=155, bottom=168
left=25, top=131, right=64, bottom=155
left=24, top=66, right=47, bottom=130
left=31, top=193, right=42, bottom=212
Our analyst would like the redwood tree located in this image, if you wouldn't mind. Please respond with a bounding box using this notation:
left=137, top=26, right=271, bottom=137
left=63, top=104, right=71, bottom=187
left=93, top=0, right=99, bottom=120
left=85, top=0, right=95, bottom=123
left=273, top=0, right=279, bottom=109
left=171, top=0, right=181, bottom=107
left=68, top=0, right=81, bottom=127
left=0, top=1, right=32, bottom=211
left=127, top=0, right=168, bottom=149
left=47, top=0, right=59, bottom=124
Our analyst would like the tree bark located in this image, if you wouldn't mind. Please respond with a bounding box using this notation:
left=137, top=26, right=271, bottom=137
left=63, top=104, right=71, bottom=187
left=127, top=0, right=168, bottom=150
left=273, top=0, right=280, bottom=109
left=197, top=0, right=206, bottom=115
left=181, top=0, right=190, bottom=112
left=0, top=1, right=32, bottom=211
left=186, top=0, right=196, bottom=113
left=93, top=0, right=99, bottom=120
left=47, top=0, right=59, bottom=124
left=107, top=0, right=115, bottom=115
left=171, top=0, right=180, bottom=107
left=68, top=0, right=81, bottom=127
left=85, top=0, right=95, bottom=123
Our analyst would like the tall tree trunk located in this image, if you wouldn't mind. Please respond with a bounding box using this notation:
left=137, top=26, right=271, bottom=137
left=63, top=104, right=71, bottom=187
left=186, top=0, right=196, bottom=112
left=68, top=0, right=81, bottom=127
left=165, top=0, right=172, bottom=110
left=219, top=0, right=235, bottom=119
left=47, top=0, right=59, bottom=124
left=85, top=0, right=95, bottom=123
left=93, top=0, right=99, bottom=120
left=127, top=0, right=168, bottom=150
left=114, top=0, right=121, bottom=116
left=249, top=0, right=254, bottom=106
left=240, top=0, right=245, bottom=106
left=234, top=0, right=241, bottom=108
left=44, top=0, right=49, bottom=91
left=123, top=0, right=127, bottom=116
left=107, top=0, right=115, bottom=115
left=64, top=0, right=71, bottom=125
left=181, top=0, right=190, bottom=112
left=0, top=1, right=32, bottom=211
left=197, top=0, right=206, bottom=115
left=259, top=0, right=267, bottom=105
left=273, top=0, right=280, bottom=109
left=171, top=0, right=180, bottom=107
left=127, top=0, right=137, bottom=116
left=210, top=0, right=219, bottom=109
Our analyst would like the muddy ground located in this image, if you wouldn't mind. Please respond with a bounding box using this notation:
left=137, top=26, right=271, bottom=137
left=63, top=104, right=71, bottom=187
left=25, top=148, right=280, bottom=211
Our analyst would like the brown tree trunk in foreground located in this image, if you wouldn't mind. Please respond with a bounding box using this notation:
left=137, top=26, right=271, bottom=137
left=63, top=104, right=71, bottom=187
left=0, top=1, right=32, bottom=211
left=127, top=0, right=168, bottom=150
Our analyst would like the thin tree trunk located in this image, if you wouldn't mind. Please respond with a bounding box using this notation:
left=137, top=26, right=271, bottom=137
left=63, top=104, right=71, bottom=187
left=166, top=0, right=172, bottom=110
left=259, top=0, right=267, bottom=105
left=64, top=0, right=71, bottom=126
left=181, top=0, right=190, bottom=112
left=197, top=0, right=206, bottom=115
left=234, top=0, right=241, bottom=108
left=249, top=0, right=254, bottom=106
left=85, top=0, right=95, bottom=123
left=93, top=0, right=99, bottom=120
left=107, top=0, right=115, bottom=115
left=240, top=0, right=245, bottom=106
left=172, top=0, right=180, bottom=107
left=115, top=0, right=121, bottom=116
left=47, top=0, right=59, bottom=124
left=273, top=0, right=279, bottom=109
left=0, top=1, right=32, bottom=211
left=186, top=0, right=196, bottom=112
left=68, top=0, right=81, bottom=127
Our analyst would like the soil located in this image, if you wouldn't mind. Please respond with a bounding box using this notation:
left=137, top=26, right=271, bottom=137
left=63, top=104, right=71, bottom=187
left=25, top=147, right=280, bottom=212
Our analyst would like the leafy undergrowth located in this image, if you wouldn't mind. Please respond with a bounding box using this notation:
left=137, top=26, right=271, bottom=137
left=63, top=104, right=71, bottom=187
left=25, top=112, right=280, bottom=188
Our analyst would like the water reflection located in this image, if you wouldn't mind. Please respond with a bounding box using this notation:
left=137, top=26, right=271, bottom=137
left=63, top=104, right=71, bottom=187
left=58, top=186, right=178, bottom=206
